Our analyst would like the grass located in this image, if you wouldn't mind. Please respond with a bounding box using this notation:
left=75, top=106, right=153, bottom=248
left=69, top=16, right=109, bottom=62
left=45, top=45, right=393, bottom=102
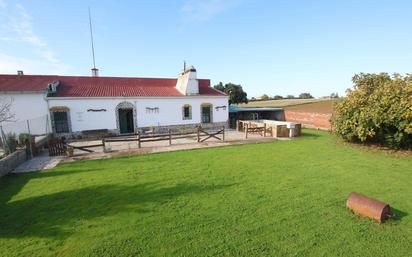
left=0, top=130, right=411, bottom=257
left=284, top=99, right=341, bottom=114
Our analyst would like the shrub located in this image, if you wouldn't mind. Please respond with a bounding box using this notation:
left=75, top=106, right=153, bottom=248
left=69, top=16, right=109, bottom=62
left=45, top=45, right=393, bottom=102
left=18, top=133, right=30, bottom=145
left=331, top=73, right=412, bottom=149
left=6, top=132, right=17, bottom=153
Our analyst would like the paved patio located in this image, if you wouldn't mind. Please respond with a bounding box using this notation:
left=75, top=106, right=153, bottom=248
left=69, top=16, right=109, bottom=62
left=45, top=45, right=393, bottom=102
left=9, top=130, right=290, bottom=170
left=12, top=150, right=64, bottom=173
left=67, top=130, right=289, bottom=161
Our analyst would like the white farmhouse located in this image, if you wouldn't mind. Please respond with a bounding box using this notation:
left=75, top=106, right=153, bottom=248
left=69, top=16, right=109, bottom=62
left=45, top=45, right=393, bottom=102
left=0, top=66, right=228, bottom=136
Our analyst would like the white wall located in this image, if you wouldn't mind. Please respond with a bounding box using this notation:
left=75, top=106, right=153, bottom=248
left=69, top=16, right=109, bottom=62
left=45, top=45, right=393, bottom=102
left=136, top=97, right=228, bottom=127
left=0, top=93, right=49, bottom=135
left=2, top=93, right=48, bottom=121
left=48, top=96, right=228, bottom=132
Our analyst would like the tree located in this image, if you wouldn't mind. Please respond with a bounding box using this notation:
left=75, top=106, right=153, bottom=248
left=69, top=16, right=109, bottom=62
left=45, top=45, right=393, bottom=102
left=273, top=95, right=283, bottom=100
left=331, top=73, right=412, bottom=149
left=298, top=93, right=314, bottom=99
left=286, top=95, right=295, bottom=99
left=0, top=97, right=15, bottom=123
left=214, top=82, right=225, bottom=92
left=330, top=92, right=339, bottom=98
left=214, top=82, right=248, bottom=104
left=261, top=94, right=269, bottom=101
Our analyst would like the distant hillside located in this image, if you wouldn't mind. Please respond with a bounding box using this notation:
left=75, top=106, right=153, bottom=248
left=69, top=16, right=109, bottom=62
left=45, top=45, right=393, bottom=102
left=238, top=98, right=326, bottom=108
left=284, top=99, right=341, bottom=114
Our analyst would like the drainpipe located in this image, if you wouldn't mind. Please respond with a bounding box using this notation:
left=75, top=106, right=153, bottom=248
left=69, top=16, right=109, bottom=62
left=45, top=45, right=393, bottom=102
left=44, top=92, right=53, bottom=136
left=134, top=100, right=137, bottom=133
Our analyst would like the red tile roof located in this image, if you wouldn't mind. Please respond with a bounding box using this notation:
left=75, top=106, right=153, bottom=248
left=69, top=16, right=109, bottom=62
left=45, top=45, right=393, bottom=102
left=0, top=75, right=226, bottom=97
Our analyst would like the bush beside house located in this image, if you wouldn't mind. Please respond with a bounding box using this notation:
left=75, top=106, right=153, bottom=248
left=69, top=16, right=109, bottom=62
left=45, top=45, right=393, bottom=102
left=332, top=73, right=412, bottom=149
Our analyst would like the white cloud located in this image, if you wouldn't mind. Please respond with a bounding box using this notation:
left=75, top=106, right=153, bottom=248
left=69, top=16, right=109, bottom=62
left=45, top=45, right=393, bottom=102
left=0, top=52, right=70, bottom=74
left=12, top=4, right=47, bottom=47
left=181, top=0, right=242, bottom=22
left=0, top=3, right=71, bottom=74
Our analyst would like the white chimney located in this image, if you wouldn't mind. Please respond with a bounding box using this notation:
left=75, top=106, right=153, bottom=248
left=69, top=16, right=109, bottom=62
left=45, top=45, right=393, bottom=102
left=91, top=68, right=99, bottom=77
left=175, top=65, right=199, bottom=95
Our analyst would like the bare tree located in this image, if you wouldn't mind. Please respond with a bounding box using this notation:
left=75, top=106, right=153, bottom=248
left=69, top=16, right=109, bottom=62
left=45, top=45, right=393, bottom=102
left=0, top=97, right=15, bottom=123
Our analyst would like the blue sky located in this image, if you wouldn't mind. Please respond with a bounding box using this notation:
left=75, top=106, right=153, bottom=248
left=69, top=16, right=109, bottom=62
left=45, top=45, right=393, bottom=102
left=0, top=0, right=411, bottom=97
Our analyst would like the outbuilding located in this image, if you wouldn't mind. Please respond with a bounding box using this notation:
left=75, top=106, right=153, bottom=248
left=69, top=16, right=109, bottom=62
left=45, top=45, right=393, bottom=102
left=228, top=106, right=285, bottom=128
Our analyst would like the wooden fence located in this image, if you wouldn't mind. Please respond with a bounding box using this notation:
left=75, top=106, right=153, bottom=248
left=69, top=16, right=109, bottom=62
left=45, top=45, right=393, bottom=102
left=48, top=138, right=66, bottom=156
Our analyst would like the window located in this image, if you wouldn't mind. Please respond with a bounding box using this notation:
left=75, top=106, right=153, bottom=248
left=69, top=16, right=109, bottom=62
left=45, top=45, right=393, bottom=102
left=182, top=105, right=192, bottom=120
left=201, top=104, right=213, bottom=123
left=53, top=111, right=70, bottom=133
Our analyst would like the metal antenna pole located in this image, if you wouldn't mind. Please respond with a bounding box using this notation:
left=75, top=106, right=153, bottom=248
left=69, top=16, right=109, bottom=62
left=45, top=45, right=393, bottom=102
left=88, top=7, right=96, bottom=69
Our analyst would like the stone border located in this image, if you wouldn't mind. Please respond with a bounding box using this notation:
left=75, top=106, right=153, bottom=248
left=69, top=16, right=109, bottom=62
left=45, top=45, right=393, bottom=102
left=0, top=149, right=27, bottom=177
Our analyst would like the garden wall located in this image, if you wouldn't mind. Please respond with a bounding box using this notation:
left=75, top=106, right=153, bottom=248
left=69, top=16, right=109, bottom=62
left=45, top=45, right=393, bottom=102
left=284, top=110, right=332, bottom=130
left=0, top=149, right=27, bottom=177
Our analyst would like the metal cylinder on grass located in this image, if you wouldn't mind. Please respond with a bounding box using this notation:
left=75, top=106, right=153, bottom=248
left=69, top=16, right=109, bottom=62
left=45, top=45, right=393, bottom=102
left=346, top=192, right=391, bottom=223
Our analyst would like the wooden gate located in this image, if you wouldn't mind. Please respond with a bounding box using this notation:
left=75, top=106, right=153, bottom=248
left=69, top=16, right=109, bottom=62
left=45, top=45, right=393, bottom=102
left=197, top=127, right=225, bottom=142
left=48, top=138, right=66, bottom=156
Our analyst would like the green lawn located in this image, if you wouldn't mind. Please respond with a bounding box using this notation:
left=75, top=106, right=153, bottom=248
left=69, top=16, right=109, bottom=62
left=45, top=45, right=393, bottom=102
left=1, top=130, right=411, bottom=257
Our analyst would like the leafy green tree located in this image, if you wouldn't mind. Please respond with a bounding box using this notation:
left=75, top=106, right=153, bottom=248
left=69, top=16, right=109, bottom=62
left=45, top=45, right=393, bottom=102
left=331, top=73, right=412, bottom=149
left=214, top=82, right=248, bottom=104
left=286, top=95, right=295, bottom=99
left=273, top=95, right=283, bottom=100
left=299, top=93, right=314, bottom=99
left=214, top=82, right=225, bottom=92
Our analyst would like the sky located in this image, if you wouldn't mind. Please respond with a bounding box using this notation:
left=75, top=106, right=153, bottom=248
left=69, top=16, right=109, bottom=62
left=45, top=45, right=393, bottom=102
left=0, top=0, right=411, bottom=98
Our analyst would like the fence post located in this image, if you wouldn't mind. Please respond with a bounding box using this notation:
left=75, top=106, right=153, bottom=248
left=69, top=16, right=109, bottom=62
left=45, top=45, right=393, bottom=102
left=245, top=123, right=248, bottom=139
left=0, top=126, right=10, bottom=155
left=236, top=120, right=240, bottom=131
left=197, top=127, right=200, bottom=142
left=222, top=126, right=225, bottom=141
left=137, top=132, right=141, bottom=148
left=102, top=138, right=106, bottom=152
left=168, top=129, right=172, bottom=146
left=26, top=120, right=34, bottom=159
left=264, top=123, right=267, bottom=137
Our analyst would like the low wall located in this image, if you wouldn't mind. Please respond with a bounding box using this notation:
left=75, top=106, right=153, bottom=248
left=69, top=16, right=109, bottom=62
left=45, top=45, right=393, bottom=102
left=139, top=121, right=229, bottom=134
left=284, top=111, right=332, bottom=130
left=0, top=149, right=27, bottom=177
left=237, top=120, right=301, bottom=138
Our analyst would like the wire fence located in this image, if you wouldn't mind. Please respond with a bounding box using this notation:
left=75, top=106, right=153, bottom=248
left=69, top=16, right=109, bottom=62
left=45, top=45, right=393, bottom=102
left=0, top=115, right=50, bottom=158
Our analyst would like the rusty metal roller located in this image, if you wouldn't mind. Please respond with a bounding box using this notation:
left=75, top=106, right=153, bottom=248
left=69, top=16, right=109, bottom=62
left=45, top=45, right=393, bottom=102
left=346, top=192, right=391, bottom=223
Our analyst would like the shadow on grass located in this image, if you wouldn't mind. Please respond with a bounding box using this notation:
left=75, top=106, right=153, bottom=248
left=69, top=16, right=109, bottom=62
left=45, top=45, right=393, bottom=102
left=300, top=130, right=323, bottom=139
left=0, top=174, right=234, bottom=239
left=391, top=207, right=408, bottom=221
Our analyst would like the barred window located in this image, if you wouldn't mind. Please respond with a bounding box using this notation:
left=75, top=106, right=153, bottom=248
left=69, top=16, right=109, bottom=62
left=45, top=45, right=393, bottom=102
left=53, top=111, right=70, bottom=133
left=201, top=103, right=213, bottom=123
left=182, top=105, right=192, bottom=120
